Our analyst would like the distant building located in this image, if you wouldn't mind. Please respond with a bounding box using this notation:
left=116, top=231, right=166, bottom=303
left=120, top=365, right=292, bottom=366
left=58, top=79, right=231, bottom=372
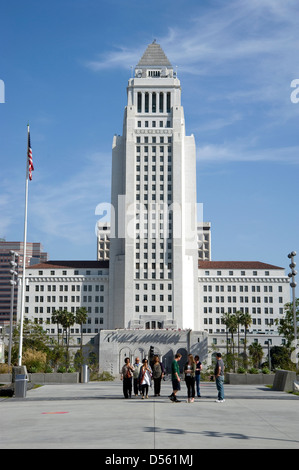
left=0, top=241, right=48, bottom=325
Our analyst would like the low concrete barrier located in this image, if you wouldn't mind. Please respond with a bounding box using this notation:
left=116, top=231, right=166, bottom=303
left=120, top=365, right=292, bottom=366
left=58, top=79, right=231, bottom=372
left=0, top=372, right=79, bottom=385
left=0, top=373, right=12, bottom=383
left=272, top=370, right=297, bottom=392
left=225, top=373, right=275, bottom=385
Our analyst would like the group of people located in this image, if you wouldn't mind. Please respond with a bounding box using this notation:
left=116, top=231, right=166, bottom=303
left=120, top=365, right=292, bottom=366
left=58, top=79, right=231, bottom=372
left=120, top=355, right=165, bottom=399
left=168, top=352, right=224, bottom=403
left=168, top=353, right=202, bottom=402
left=120, top=352, right=224, bottom=403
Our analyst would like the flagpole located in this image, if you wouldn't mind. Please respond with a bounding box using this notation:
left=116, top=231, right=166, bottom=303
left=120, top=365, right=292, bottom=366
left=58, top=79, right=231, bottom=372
left=18, top=124, right=30, bottom=366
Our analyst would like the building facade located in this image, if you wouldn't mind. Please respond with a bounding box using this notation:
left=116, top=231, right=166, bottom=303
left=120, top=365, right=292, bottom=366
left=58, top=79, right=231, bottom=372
left=13, top=43, right=290, bottom=373
left=97, top=221, right=211, bottom=262
left=198, top=261, right=289, bottom=334
left=19, top=260, right=109, bottom=360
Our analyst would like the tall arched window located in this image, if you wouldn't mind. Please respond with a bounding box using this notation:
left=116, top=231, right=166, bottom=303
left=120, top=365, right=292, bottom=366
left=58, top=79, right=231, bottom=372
left=152, top=92, right=156, bottom=113
left=159, top=92, right=164, bottom=113
left=137, top=92, right=142, bottom=113
left=167, top=92, right=171, bottom=113
left=145, top=92, right=149, bottom=113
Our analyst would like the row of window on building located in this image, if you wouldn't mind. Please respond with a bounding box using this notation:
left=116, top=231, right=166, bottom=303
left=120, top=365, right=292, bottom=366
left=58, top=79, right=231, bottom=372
left=203, top=270, right=273, bottom=276
left=203, top=306, right=284, bottom=314
left=33, top=270, right=107, bottom=276
left=27, top=284, right=105, bottom=292
left=203, top=284, right=283, bottom=292
left=26, top=295, right=105, bottom=303
left=203, top=296, right=284, bottom=303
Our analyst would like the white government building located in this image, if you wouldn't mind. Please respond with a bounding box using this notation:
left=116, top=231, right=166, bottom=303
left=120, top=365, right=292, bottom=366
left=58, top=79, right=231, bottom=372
left=19, top=43, right=290, bottom=374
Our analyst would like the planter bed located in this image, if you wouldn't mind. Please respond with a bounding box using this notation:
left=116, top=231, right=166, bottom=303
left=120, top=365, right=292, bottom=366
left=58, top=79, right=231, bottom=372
left=0, top=372, right=79, bottom=385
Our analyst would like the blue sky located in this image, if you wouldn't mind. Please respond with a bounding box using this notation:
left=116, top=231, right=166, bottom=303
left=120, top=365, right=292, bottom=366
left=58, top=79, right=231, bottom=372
left=1, top=0, right=299, bottom=272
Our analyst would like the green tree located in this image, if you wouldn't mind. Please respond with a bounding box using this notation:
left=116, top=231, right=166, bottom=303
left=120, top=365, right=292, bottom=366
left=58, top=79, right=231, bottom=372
left=249, top=342, right=263, bottom=368
left=11, top=320, right=52, bottom=367
left=13, top=320, right=51, bottom=353
left=270, top=345, right=295, bottom=371
left=275, top=298, right=299, bottom=352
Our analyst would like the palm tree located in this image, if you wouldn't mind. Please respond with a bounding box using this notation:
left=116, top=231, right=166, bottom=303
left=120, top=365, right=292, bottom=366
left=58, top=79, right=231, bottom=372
left=59, top=310, right=76, bottom=367
left=240, top=312, right=252, bottom=369
left=235, top=311, right=243, bottom=360
left=222, top=312, right=238, bottom=371
left=229, top=314, right=238, bottom=371
left=51, top=309, right=65, bottom=345
left=222, top=312, right=232, bottom=356
left=75, top=307, right=88, bottom=355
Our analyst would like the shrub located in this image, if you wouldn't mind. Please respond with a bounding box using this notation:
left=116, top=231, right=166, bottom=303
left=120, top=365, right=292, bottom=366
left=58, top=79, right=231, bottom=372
left=237, top=367, right=246, bottom=374
left=22, top=349, right=47, bottom=373
left=248, top=367, right=259, bottom=374
left=262, top=367, right=270, bottom=374
left=97, top=371, right=115, bottom=381
left=0, top=364, right=12, bottom=374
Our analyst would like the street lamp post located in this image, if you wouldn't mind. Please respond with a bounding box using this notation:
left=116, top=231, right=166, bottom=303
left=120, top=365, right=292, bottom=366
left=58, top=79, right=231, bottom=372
left=288, top=251, right=297, bottom=369
left=8, top=250, right=19, bottom=366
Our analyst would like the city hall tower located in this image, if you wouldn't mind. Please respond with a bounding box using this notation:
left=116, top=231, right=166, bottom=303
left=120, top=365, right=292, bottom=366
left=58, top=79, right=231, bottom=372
left=108, top=41, right=198, bottom=331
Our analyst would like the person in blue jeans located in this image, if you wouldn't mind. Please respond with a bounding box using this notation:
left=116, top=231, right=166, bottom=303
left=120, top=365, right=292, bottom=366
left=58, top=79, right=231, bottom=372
left=214, top=353, right=225, bottom=403
left=194, top=355, right=202, bottom=397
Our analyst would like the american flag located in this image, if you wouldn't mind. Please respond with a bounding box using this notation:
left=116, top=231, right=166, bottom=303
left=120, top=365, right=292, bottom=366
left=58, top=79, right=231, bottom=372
left=27, top=128, right=34, bottom=181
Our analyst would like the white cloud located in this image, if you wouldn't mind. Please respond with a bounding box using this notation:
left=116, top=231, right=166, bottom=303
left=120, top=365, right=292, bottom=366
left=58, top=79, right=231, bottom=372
left=197, top=142, right=299, bottom=164
left=85, top=0, right=299, bottom=78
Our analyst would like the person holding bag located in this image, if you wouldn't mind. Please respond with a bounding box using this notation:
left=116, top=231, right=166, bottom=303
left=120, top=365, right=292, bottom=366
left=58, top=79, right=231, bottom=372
left=152, top=355, right=164, bottom=396
left=139, top=358, right=152, bottom=399
left=120, top=357, right=134, bottom=399
left=184, top=354, right=196, bottom=403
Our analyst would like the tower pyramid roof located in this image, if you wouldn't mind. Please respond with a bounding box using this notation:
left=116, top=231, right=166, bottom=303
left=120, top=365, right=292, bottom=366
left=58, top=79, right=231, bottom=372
left=137, top=41, right=172, bottom=67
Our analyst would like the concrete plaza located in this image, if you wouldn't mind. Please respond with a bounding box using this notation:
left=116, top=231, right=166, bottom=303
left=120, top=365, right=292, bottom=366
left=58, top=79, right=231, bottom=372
left=1, top=380, right=299, bottom=451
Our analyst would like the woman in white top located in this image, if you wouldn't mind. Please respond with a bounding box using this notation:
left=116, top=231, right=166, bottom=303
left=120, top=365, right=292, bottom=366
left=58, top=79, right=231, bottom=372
left=139, top=359, right=152, bottom=399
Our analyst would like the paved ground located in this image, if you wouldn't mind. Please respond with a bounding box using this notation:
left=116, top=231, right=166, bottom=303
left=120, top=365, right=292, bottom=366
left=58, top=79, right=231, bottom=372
left=1, top=379, right=299, bottom=453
